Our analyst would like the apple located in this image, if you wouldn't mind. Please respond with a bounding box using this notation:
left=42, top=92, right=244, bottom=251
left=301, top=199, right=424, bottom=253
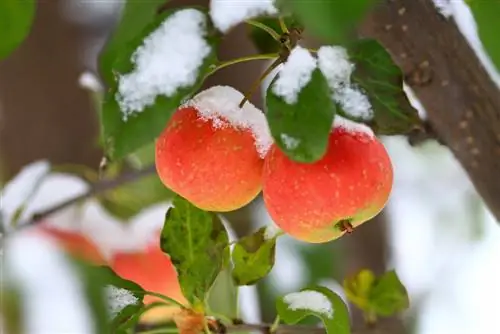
left=155, top=86, right=271, bottom=212
left=262, top=120, right=393, bottom=243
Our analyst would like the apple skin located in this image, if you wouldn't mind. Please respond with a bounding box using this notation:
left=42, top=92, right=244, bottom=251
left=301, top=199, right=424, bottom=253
left=155, top=106, right=264, bottom=212
left=37, top=224, right=106, bottom=265
left=110, top=238, right=188, bottom=324
left=262, top=127, right=393, bottom=243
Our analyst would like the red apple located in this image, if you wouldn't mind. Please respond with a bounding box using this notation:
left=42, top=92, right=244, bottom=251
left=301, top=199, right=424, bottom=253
left=155, top=86, right=271, bottom=212
left=263, top=122, right=393, bottom=243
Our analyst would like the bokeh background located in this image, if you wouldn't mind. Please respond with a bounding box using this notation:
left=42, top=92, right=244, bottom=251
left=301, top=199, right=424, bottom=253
left=1, top=1, right=499, bottom=334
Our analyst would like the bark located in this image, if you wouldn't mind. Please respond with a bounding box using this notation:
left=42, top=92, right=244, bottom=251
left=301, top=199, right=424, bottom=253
left=359, top=0, right=500, bottom=221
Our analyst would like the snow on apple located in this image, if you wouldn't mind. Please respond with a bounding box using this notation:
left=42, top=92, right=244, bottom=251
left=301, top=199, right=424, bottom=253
left=116, top=9, right=211, bottom=120
left=183, top=85, right=273, bottom=158
left=209, top=0, right=278, bottom=33
left=272, top=46, right=317, bottom=104
left=283, top=290, right=334, bottom=318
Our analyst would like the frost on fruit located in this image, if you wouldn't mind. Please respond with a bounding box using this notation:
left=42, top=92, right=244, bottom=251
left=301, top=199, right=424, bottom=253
left=4, top=233, right=94, bottom=333
left=283, top=290, right=334, bottom=318
left=183, top=85, right=273, bottom=158
left=106, top=285, right=139, bottom=318
left=272, top=46, right=317, bottom=104
left=317, top=46, right=374, bottom=120
left=280, top=133, right=300, bottom=150
left=209, top=0, right=278, bottom=33
left=116, top=9, right=212, bottom=120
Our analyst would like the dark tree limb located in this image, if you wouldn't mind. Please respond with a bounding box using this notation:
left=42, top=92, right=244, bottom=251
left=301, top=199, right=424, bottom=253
left=359, top=0, right=500, bottom=221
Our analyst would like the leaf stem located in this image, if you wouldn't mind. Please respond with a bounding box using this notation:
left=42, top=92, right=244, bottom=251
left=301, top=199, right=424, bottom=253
left=238, top=57, right=283, bottom=108
left=206, top=53, right=279, bottom=78
left=246, top=19, right=281, bottom=41
left=279, top=17, right=289, bottom=33
left=143, top=291, right=186, bottom=309
left=270, top=315, right=281, bottom=333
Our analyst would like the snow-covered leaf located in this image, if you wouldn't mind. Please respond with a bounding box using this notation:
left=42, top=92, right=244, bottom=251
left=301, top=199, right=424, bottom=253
left=468, top=1, right=500, bottom=73
left=231, top=227, right=277, bottom=286
left=266, top=47, right=335, bottom=163
left=210, top=0, right=278, bottom=33
left=101, top=8, right=219, bottom=159
left=99, top=0, right=165, bottom=85
left=280, top=0, right=374, bottom=43
left=276, top=286, right=350, bottom=334
left=0, top=0, right=35, bottom=59
left=160, top=196, right=229, bottom=308
left=348, top=39, right=421, bottom=134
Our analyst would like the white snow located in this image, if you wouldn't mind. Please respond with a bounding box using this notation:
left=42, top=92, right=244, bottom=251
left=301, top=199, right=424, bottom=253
left=263, top=223, right=281, bottom=240
left=283, top=290, right=334, bottom=318
left=280, top=133, right=300, bottom=150
left=78, top=71, right=103, bottom=93
left=209, top=0, right=278, bottom=33
left=433, top=0, right=453, bottom=18
left=333, top=115, right=374, bottom=137
left=183, top=85, right=273, bottom=158
left=116, top=9, right=212, bottom=120
left=272, top=46, right=317, bottom=104
left=3, top=232, right=94, bottom=334
left=106, top=285, right=139, bottom=318
left=1, top=160, right=50, bottom=230
left=317, top=45, right=374, bottom=120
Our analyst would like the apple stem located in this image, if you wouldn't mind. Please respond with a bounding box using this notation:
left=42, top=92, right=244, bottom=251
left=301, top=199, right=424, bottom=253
left=339, top=219, right=354, bottom=234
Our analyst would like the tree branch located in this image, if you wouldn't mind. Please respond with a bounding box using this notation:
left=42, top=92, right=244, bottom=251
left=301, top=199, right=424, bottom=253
left=15, top=165, right=156, bottom=230
left=359, top=0, right=500, bottom=221
left=225, top=322, right=403, bottom=334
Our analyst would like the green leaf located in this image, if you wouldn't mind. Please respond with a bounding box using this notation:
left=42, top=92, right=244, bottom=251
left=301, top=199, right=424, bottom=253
left=160, top=196, right=230, bottom=308
left=266, top=67, right=335, bottom=163
left=343, top=269, right=376, bottom=311
left=99, top=173, right=174, bottom=220
left=231, top=227, right=277, bottom=285
left=99, top=0, right=166, bottom=85
left=101, top=8, right=218, bottom=159
left=276, top=286, right=350, bottom=334
left=280, top=0, right=374, bottom=43
left=369, top=270, right=409, bottom=316
left=206, top=268, right=239, bottom=321
left=468, top=1, right=500, bottom=73
left=0, top=0, right=35, bottom=59
left=343, top=269, right=409, bottom=318
left=88, top=265, right=146, bottom=331
left=347, top=39, right=421, bottom=134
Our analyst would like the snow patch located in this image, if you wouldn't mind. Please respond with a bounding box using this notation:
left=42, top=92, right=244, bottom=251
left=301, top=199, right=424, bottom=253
left=264, top=223, right=281, bottom=240
left=4, top=232, right=94, bottom=334
left=283, top=290, right=334, bottom=318
left=183, top=85, right=273, bottom=158
left=106, top=285, right=139, bottom=318
left=433, top=0, right=453, bottom=18
left=280, top=133, right=300, bottom=150
left=78, top=71, right=103, bottom=93
left=317, top=45, right=373, bottom=120
left=1, top=160, right=50, bottom=230
left=333, top=115, right=374, bottom=137
left=272, top=46, right=317, bottom=104
left=116, top=9, right=211, bottom=120
left=210, top=0, right=278, bottom=33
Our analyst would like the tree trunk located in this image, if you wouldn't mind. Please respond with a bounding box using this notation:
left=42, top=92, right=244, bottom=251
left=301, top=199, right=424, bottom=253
left=359, top=0, right=500, bottom=221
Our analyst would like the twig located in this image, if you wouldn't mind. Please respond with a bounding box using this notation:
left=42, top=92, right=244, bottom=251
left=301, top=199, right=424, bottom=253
left=15, top=165, right=157, bottom=231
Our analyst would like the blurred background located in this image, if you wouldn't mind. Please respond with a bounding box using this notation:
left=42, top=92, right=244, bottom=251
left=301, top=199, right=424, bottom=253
left=1, top=1, right=500, bottom=334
